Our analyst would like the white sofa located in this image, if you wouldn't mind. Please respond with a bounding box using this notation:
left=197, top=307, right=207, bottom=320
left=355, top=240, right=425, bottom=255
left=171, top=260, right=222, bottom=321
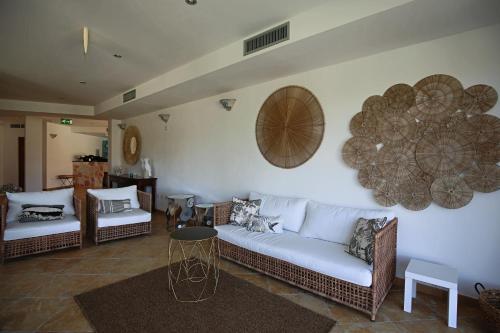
left=1, top=188, right=82, bottom=261
left=214, top=191, right=398, bottom=320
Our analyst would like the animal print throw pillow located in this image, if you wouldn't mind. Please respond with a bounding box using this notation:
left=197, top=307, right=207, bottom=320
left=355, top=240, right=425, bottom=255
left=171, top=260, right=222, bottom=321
left=346, top=217, right=388, bottom=264
left=229, top=197, right=261, bottom=227
left=246, top=214, right=283, bottom=234
left=18, top=204, right=65, bottom=223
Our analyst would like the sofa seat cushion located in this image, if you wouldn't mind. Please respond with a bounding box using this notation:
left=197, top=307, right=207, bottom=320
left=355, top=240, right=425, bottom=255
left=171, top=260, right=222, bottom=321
left=4, top=215, right=80, bottom=241
left=97, top=208, right=151, bottom=228
left=216, top=224, right=373, bottom=287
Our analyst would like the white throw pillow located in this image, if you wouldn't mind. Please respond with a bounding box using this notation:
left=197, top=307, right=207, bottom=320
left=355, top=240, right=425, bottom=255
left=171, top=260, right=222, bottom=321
left=299, top=201, right=395, bottom=245
left=249, top=191, right=308, bottom=232
left=87, top=185, right=140, bottom=209
left=6, top=188, right=75, bottom=223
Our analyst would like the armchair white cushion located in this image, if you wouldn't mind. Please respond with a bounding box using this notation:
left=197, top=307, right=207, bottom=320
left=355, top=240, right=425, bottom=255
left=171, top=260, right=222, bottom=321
left=299, top=201, right=395, bottom=245
left=97, top=209, right=151, bottom=228
left=6, top=188, right=75, bottom=223
left=87, top=185, right=140, bottom=209
left=4, top=215, right=80, bottom=241
left=249, top=191, right=308, bottom=232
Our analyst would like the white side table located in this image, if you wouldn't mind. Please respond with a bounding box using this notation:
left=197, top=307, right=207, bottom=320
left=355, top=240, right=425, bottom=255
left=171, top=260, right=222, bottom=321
left=404, top=259, right=458, bottom=328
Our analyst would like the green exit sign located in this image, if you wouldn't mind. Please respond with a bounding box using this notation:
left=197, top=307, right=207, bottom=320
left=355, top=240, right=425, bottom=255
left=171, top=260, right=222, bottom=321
left=60, top=118, right=73, bottom=125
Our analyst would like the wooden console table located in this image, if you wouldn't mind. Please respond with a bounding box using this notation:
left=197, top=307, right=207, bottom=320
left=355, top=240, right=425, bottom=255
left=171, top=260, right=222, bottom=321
left=107, top=175, right=157, bottom=210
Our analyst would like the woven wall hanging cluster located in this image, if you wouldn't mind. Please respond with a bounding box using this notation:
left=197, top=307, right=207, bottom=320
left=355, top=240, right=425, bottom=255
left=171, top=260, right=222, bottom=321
left=256, top=86, right=325, bottom=169
left=342, top=74, right=499, bottom=210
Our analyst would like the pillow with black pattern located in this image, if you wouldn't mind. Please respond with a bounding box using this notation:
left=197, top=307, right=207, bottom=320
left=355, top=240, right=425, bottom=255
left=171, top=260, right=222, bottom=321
left=229, top=197, right=261, bottom=227
left=99, top=199, right=132, bottom=214
left=18, top=204, right=65, bottom=223
left=346, top=217, right=388, bottom=264
left=246, top=214, right=283, bottom=234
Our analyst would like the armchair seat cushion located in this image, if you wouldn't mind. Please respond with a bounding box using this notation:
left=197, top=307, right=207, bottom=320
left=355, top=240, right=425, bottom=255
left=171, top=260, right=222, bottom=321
left=215, top=224, right=373, bottom=287
left=4, top=215, right=80, bottom=241
left=97, top=208, right=151, bottom=228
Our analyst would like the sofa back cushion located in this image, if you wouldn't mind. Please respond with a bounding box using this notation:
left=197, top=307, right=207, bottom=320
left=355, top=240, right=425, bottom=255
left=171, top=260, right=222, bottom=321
left=299, top=201, right=395, bottom=245
left=249, top=191, right=308, bottom=232
left=87, top=185, right=140, bottom=209
left=6, top=188, right=75, bottom=223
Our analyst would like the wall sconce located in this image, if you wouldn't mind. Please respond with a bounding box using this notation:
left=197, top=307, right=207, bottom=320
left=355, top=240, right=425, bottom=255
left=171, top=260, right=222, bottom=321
left=83, top=26, right=89, bottom=55
left=220, top=98, right=236, bottom=111
left=158, top=114, right=170, bottom=131
left=49, top=133, right=58, bottom=139
left=117, top=123, right=126, bottom=130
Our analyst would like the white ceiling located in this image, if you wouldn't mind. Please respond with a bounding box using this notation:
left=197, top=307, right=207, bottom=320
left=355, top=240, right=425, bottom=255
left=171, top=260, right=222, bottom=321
left=0, top=0, right=328, bottom=105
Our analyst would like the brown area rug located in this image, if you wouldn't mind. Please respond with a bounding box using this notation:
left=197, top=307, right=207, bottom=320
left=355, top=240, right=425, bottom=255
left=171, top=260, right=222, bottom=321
left=75, top=264, right=335, bottom=333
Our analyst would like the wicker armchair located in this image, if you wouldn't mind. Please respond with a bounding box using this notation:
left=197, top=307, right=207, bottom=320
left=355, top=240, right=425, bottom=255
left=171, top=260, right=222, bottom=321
left=0, top=195, right=83, bottom=263
left=87, top=190, right=152, bottom=244
left=214, top=201, right=397, bottom=321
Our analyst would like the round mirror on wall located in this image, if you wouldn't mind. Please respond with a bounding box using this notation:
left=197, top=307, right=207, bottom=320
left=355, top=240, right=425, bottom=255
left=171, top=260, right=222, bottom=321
left=123, top=126, right=142, bottom=165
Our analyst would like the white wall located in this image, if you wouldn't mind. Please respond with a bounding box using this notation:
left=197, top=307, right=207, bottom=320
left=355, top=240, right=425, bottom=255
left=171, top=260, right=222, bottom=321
left=124, top=24, right=500, bottom=297
left=45, top=122, right=105, bottom=189
left=108, top=119, right=123, bottom=170
left=24, top=116, right=43, bottom=192
left=0, top=123, right=25, bottom=186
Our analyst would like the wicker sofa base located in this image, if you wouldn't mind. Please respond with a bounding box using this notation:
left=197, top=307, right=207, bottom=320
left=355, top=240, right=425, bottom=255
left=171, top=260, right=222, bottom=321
left=219, top=239, right=390, bottom=320
left=96, top=222, right=152, bottom=244
left=2, top=231, right=81, bottom=261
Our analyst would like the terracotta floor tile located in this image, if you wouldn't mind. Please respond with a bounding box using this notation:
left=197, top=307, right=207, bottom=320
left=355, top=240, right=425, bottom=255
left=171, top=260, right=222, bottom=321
left=0, top=258, right=76, bottom=275
left=63, top=258, right=119, bottom=274
left=281, top=292, right=331, bottom=317
left=0, top=298, right=66, bottom=331
left=38, top=298, right=93, bottom=332
left=330, top=322, right=401, bottom=333
left=0, top=274, right=54, bottom=298
left=234, top=273, right=269, bottom=289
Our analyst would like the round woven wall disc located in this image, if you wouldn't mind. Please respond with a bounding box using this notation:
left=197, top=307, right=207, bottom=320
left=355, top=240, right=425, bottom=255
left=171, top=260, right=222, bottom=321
left=416, top=131, right=474, bottom=177
left=464, top=163, right=500, bottom=193
left=376, top=111, right=417, bottom=145
left=461, top=84, right=498, bottom=116
left=256, top=86, right=324, bottom=169
left=474, top=141, right=500, bottom=164
left=430, top=176, right=473, bottom=209
left=461, top=114, right=500, bottom=144
left=349, top=111, right=379, bottom=142
left=373, top=180, right=399, bottom=207
left=398, top=181, right=432, bottom=211
left=123, top=126, right=142, bottom=165
left=362, top=95, right=388, bottom=119
left=377, top=144, right=419, bottom=184
left=413, top=74, right=464, bottom=121
left=342, top=137, right=377, bottom=169
left=410, top=170, right=434, bottom=186
left=358, top=165, right=384, bottom=189
left=383, top=83, right=416, bottom=113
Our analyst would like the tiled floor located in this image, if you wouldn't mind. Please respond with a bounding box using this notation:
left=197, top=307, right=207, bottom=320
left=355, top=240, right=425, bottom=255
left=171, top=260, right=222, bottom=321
left=0, top=212, right=489, bottom=332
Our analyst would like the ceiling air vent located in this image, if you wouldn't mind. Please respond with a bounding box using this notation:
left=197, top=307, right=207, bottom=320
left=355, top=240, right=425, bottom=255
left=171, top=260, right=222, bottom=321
left=10, top=123, right=25, bottom=129
left=244, top=22, right=289, bottom=56
left=123, top=89, right=136, bottom=103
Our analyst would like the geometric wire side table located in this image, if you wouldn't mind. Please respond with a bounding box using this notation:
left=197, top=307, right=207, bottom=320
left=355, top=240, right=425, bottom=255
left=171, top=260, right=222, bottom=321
left=168, top=227, right=220, bottom=302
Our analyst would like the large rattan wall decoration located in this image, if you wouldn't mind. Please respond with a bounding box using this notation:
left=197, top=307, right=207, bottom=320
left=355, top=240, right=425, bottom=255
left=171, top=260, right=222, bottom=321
left=342, top=74, right=499, bottom=210
left=256, top=86, right=324, bottom=169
